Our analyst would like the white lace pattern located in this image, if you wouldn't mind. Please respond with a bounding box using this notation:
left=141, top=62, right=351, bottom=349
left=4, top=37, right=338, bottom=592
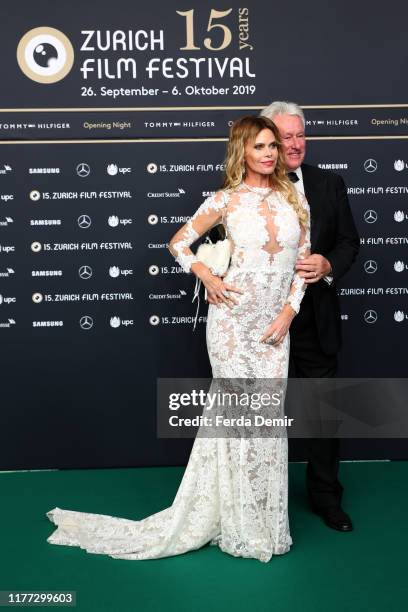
left=46, top=183, right=310, bottom=563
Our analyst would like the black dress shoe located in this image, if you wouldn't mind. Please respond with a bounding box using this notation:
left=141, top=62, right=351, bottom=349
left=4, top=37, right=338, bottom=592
left=313, top=506, right=354, bottom=532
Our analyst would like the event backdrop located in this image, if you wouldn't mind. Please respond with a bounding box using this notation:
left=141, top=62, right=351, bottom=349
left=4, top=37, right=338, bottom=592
left=1, top=0, right=407, bottom=469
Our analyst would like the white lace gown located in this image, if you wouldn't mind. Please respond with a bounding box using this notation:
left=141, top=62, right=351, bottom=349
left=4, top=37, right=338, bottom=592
left=46, top=183, right=310, bottom=563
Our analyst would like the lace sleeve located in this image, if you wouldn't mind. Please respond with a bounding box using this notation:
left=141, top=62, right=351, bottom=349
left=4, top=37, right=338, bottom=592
left=286, top=195, right=311, bottom=314
left=169, top=191, right=227, bottom=273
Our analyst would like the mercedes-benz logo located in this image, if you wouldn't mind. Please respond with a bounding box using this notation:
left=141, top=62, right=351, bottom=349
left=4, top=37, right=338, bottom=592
left=78, top=214, right=91, bottom=229
left=364, top=159, right=377, bottom=173
left=364, top=209, right=377, bottom=223
left=364, top=260, right=377, bottom=274
left=364, top=310, right=378, bottom=324
left=78, top=265, right=93, bottom=279
left=79, top=315, right=93, bottom=330
left=76, top=163, right=90, bottom=177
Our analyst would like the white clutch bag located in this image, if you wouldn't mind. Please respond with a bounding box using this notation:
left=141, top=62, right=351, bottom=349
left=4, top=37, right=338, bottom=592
left=195, top=231, right=231, bottom=276
left=192, top=224, right=231, bottom=330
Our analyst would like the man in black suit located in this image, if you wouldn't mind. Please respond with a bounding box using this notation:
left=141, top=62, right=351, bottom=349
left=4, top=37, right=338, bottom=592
left=261, top=101, right=360, bottom=531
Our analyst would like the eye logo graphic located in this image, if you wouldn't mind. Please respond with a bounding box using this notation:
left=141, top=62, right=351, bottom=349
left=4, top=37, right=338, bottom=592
left=17, top=27, right=74, bottom=84
left=32, top=292, right=43, bottom=304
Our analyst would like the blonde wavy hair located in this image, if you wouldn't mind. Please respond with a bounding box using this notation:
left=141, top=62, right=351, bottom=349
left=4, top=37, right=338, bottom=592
left=222, top=116, right=308, bottom=227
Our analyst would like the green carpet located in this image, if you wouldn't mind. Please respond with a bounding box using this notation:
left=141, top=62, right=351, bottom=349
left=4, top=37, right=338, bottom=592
left=1, top=462, right=406, bottom=612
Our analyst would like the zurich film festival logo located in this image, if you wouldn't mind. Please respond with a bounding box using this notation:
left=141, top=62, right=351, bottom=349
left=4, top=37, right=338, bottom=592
left=17, top=27, right=74, bottom=84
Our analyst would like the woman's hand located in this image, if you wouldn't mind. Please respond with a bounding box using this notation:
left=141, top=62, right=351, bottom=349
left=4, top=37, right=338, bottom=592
left=259, top=304, right=296, bottom=345
left=192, top=262, right=243, bottom=308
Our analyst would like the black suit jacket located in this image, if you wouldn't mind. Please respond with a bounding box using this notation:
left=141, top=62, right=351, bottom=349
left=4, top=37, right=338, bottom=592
left=291, top=163, right=360, bottom=355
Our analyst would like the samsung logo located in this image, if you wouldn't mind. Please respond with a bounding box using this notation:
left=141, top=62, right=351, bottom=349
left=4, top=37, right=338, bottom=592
left=318, top=163, right=348, bottom=170
left=29, top=168, right=61, bottom=174
left=30, top=219, right=62, bottom=226
left=32, top=270, right=63, bottom=277
left=32, top=321, right=64, bottom=327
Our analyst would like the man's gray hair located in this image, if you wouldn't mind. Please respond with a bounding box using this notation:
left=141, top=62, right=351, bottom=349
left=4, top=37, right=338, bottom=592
left=260, top=101, right=305, bottom=128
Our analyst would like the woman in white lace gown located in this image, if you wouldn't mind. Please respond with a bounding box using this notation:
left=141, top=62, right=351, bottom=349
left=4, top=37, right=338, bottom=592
left=46, top=116, right=310, bottom=563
